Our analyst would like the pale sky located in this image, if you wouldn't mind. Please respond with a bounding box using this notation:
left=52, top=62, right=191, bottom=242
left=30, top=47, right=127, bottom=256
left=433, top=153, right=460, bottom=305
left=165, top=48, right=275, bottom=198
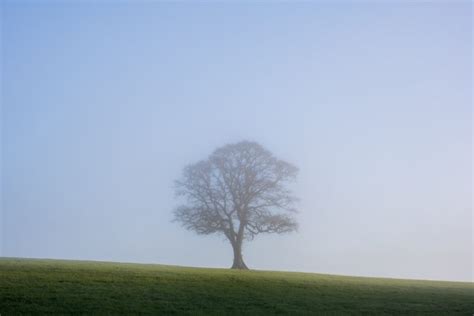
left=1, top=1, right=472, bottom=282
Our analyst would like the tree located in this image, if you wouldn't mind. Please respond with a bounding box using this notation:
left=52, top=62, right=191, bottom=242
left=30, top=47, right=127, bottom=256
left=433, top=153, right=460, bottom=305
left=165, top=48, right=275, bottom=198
left=173, top=141, right=299, bottom=269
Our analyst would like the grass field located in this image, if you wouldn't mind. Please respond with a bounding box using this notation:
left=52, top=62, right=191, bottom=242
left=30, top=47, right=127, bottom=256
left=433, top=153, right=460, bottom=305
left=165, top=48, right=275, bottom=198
left=0, top=258, right=473, bottom=315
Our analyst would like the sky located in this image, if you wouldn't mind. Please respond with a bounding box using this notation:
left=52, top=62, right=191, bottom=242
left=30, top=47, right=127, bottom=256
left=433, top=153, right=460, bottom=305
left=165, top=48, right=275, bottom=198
left=1, top=1, right=472, bottom=282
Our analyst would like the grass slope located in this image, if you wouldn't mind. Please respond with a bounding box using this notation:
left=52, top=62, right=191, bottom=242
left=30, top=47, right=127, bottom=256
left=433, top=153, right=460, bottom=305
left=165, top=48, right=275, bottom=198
left=0, top=258, right=473, bottom=315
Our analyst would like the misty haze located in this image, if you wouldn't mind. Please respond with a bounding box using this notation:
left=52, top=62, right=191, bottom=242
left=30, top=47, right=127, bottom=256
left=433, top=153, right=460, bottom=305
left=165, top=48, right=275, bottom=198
left=0, top=1, right=472, bottom=315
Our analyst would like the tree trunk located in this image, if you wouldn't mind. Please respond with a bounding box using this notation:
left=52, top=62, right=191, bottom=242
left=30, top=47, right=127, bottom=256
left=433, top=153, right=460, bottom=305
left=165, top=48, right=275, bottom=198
left=231, top=242, right=248, bottom=270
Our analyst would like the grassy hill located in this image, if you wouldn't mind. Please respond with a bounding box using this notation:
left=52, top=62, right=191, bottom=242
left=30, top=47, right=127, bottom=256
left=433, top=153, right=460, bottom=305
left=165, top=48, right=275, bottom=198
left=0, top=258, right=472, bottom=315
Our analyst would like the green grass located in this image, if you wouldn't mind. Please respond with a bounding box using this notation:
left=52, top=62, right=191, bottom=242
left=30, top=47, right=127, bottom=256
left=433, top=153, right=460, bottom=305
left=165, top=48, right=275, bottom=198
left=0, top=258, right=472, bottom=315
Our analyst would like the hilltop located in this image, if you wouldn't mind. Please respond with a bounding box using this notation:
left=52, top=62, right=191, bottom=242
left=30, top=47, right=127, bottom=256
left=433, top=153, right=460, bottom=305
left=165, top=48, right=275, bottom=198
left=0, top=258, right=472, bottom=315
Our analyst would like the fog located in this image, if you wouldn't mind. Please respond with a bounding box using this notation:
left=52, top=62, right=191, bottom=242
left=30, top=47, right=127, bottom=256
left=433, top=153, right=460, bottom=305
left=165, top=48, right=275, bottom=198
left=1, top=2, right=472, bottom=281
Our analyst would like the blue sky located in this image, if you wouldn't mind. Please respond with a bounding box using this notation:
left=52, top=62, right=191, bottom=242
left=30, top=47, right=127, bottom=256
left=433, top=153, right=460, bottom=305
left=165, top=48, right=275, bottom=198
left=1, top=1, right=472, bottom=281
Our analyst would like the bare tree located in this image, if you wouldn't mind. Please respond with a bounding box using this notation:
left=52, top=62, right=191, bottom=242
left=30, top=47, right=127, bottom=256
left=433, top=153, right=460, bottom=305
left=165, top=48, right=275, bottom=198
left=173, top=141, right=298, bottom=269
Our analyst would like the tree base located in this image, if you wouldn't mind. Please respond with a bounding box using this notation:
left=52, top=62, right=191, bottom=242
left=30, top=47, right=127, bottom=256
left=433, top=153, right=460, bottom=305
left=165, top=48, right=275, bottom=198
left=231, top=265, right=249, bottom=270
left=231, top=260, right=249, bottom=270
